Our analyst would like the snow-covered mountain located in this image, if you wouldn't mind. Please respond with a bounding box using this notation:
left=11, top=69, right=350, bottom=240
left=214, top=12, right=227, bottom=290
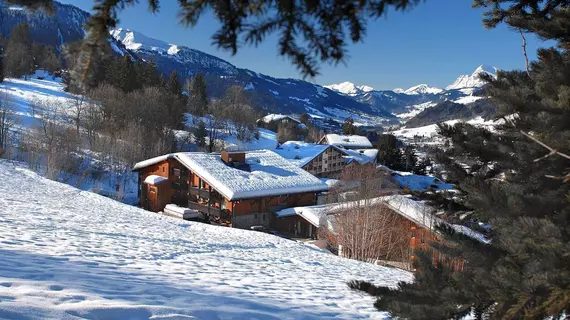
left=326, top=65, right=497, bottom=125
left=446, top=64, right=498, bottom=90
left=324, top=82, right=374, bottom=96
left=108, top=28, right=396, bottom=125
left=403, top=84, right=443, bottom=95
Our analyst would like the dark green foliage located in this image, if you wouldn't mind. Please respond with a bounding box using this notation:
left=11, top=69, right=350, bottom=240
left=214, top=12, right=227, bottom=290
left=404, top=145, right=417, bottom=172
left=342, top=117, right=357, bottom=135
left=194, top=120, right=207, bottom=149
left=299, top=112, right=310, bottom=125
left=166, top=71, right=182, bottom=97
left=187, top=73, right=208, bottom=116
left=349, top=250, right=490, bottom=320
left=0, top=42, right=4, bottom=83
left=32, top=43, right=60, bottom=73
left=136, top=58, right=161, bottom=88
left=377, top=134, right=405, bottom=170
left=4, top=22, right=34, bottom=78
left=353, top=1, right=570, bottom=319
left=106, top=55, right=140, bottom=92
left=62, top=40, right=114, bottom=93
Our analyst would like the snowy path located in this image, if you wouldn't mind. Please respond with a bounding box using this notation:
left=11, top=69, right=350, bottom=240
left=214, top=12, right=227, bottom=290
left=0, top=160, right=412, bottom=319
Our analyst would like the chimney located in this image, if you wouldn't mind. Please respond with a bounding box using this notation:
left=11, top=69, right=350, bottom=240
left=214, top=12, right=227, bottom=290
left=221, top=151, right=246, bottom=165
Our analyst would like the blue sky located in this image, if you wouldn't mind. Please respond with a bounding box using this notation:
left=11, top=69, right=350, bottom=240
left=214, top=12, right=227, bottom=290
left=60, top=0, right=548, bottom=90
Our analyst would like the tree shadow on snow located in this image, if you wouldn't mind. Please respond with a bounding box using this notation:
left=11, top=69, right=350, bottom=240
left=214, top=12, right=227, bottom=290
left=0, top=248, right=340, bottom=320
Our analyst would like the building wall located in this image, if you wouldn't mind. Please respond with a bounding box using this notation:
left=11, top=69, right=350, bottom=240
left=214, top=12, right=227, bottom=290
left=228, top=192, right=317, bottom=229
left=273, top=215, right=317, bottom=238
left=139, top=161, right=170, bottom=209
left=303, top=146, right=345, bottom=177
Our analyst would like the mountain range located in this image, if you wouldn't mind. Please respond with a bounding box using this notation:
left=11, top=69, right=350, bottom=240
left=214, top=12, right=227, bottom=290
left=0, top=1, right=498, bottom=130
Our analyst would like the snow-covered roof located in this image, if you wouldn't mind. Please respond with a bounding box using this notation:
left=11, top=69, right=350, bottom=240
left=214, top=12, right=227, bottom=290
left=259, top=114, right=300, bottom=124
left=274, top=141, right=333, bottom=167
left=144, top=175, right=168, bottom=185
left=133, top=150, right=328, bottom=200
left=276, top=195, right=488, bottom=243
left=322, top=134, right=373, bottom=149
left=341, top=148, right=378, bottom=164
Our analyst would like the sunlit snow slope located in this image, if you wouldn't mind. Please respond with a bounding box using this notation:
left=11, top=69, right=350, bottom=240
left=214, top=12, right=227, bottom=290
left=0, top=160, right=412, bottom=319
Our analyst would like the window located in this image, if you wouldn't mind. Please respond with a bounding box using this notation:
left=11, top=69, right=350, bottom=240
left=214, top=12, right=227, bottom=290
left=173, top=168, right=181, bottom=177
left=262, top=214, right=266, bottom=221
left=221, top=198, right=227, bottom=210
left=254, top=213, right=258, bottom=219
left=149, top=187, right=156, bottom=194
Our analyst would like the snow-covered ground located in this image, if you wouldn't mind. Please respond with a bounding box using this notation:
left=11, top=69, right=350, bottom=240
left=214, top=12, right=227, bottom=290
left=392, top=171, right=454, bottom=192
left=0, top=160, right=412, bottom=319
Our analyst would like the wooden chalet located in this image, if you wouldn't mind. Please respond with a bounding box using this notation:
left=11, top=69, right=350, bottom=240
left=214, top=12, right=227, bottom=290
left=275, top=195, right=485, bottom=270
left=133, top=150, right=329, bottom=229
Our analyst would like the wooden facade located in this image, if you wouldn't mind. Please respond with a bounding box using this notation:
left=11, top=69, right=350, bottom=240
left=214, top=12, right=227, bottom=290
left=302, top=146, right=346, bottom=178
left=135, top=152, right=320, bottom=229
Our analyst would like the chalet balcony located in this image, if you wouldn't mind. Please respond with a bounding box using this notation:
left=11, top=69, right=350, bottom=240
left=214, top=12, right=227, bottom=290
left=187, top=200, right=222, bottom=218
left=188, top=186, right=221, bottom=201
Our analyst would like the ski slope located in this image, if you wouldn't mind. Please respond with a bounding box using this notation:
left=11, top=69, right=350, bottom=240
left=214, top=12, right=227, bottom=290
left=0, top=160, right=412, bottom=319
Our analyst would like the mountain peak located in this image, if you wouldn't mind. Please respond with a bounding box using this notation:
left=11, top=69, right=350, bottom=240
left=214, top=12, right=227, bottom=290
left=403, top=84, right=443, bottom=95
left=324, top=81, right=374, bottom=96
left=110, top=28, right=175, bottom=54
left=473, top=64, right=496, bottom=76
left=446, top=64, right=498, bottom=90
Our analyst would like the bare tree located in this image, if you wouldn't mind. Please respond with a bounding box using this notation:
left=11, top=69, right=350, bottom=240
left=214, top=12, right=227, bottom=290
left=322, top=165, right=410, bottom=265
left=0, top=91, right=18, bottom=156
left=25, top=100, right=81, bottom=179
left=69, top=94, right=86, bottom=135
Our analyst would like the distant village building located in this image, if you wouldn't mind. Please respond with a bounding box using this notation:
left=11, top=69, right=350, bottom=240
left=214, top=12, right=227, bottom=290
left=133, top=150, right=328, bottom=229
left=274, top=141, right=378, bottom=178
left=257, top=114, right=305, bottom=131
left=318, top=134, right=373, bottom=150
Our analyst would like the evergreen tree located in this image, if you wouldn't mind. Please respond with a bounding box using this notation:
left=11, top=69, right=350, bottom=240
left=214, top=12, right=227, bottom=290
left=403, top=145, right=417, bottom=172
left=136, top=59, right=161, bottom=87
left=194, top=120, right=207, bottom=149
left=106, top=56, right=140, bottom=92
left=299, top=112, right=310, bottom=125
left=166, top=71, right=182, bottom=97
left=158, top=73, right=166, bottom=87
left=342, top=117, right=356, bottom=135
left=377, top=134, right=404, bottom=170
left=351, top=1, right=570, bottom=319
left=4, top=22, right=34, bottom=79
left=33, top=44, right=60, bottom=74
left=187, top=73, right=208, bottom=116
left=0, top=42, right=5, bottom=83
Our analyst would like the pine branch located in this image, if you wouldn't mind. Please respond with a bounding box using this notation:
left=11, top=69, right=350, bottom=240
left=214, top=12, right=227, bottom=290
left=519, top=29, right=531, bottom=78
left=520, top=130, right=570, bottom=181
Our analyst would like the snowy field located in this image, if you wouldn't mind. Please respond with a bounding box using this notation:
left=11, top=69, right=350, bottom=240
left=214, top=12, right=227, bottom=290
left=0, top=160, right=412, bottom=319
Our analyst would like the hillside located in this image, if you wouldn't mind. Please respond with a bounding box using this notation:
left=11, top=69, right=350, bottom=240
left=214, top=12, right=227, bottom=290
left=404, top=99, right=497, bottom=128
left=0, top=1, right=397, bottom=127
left=0, top=159, right=411, bottom=319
